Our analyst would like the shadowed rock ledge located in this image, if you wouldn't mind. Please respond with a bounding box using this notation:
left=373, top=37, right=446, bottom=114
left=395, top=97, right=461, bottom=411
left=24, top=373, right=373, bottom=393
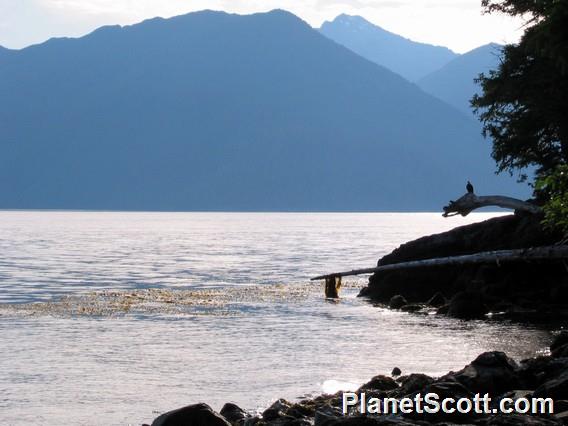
left=358, top=213, right=568, bottom=321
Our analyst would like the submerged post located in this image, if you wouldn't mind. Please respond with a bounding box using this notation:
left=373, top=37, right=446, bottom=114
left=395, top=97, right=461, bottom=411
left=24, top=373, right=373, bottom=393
left=325, top=276, right=342, bottom=298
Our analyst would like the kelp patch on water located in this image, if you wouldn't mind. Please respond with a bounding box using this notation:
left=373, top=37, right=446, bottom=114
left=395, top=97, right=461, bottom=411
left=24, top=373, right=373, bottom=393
left=0, top=281, right=361, bottom=318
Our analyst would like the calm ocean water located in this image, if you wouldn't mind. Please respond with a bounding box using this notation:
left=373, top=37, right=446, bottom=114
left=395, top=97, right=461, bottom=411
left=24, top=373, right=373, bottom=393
left=0, top=212, right=552, bottom=425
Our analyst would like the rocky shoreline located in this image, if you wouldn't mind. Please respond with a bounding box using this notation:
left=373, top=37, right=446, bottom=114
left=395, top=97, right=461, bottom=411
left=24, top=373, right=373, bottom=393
left=359, top=213, right=568, bottom=322
left=146, top=213, right=568, bottom=425
left=146, top=333, right=568, bottom=425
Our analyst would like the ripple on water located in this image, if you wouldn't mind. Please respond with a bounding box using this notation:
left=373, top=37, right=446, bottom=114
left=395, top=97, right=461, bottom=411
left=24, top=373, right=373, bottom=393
left=0, top=212, right=554, bottom=426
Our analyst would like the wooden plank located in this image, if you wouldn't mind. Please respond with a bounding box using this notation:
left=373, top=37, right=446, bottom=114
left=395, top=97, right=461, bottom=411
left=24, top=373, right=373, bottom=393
left=310, top=245, right=568, bottom=281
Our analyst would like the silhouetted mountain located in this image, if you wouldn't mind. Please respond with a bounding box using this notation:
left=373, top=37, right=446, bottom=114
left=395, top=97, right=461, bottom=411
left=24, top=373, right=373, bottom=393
left=319, top=14, right=457, bottom=81
left=417, top=43, right=503, bottom=115
left=0, top=10, right=524, bottom=211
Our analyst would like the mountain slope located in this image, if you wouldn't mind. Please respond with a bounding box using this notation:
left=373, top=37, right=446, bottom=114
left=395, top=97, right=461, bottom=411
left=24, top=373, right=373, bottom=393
left=417, top=43, right=503, bottom=115
left=0, top=10, right=524, bottom=211
left=319, top=14, right=457, bottom=82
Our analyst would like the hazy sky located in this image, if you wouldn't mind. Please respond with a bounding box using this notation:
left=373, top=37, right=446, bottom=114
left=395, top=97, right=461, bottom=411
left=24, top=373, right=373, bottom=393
left=0, top=0, right=525, bottom=53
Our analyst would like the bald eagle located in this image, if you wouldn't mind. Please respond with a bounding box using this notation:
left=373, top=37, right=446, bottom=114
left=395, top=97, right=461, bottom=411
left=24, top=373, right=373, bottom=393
left=466, top=181, right=474, bottom=194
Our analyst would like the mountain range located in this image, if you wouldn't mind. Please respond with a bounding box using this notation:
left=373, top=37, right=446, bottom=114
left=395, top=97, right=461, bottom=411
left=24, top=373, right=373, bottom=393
left=319, top=15, right=504, bottom=116
left=417, top=43, right=503, bottom=115
left=319, top=15, right=458, bottom=82
left=0, top=10, right=524, bottom=211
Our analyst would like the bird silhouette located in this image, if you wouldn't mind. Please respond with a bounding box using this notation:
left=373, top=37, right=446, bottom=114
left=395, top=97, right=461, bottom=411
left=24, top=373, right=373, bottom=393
left=466, top=181, right=474, bottom=194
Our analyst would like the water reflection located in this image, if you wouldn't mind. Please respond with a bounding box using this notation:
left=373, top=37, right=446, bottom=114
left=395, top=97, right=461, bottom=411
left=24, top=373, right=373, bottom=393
left=0, top=212, right=552, bottom=425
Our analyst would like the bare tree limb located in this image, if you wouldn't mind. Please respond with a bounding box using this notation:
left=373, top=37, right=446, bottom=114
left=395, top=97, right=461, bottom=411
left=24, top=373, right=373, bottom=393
left=442, top=193, right=542, bottom=217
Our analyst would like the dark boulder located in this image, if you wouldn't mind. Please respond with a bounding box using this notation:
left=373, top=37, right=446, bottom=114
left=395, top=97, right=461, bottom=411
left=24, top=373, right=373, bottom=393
left=551, top=332, right=568, bottom=353
left=404, top=381, right=474, bottom=423
left=396, top=374, right=434, bottom=396
left=444, top=351, right=520, bottom=395
left=436, top=304, right=450, bottom=315
left=518, top=357, right=568, bottom=389
left=359, top=375, right=399, bottom=392
left=262, top=399, right=291, bottom=421
left=426, top=292, right=446, bottom=307
left=389, top=295, right=408, bottom=310
left=552, top=344, right=568, bottom=359
left=262, top=399, right=311, bottom=423
left=313, top=406, right=343, bottom=426
left=151, top=403, right=231, bottom=426
left=534, top=371, right=568, bottom=400
left=447, top=291, right=487, bottom=319
left=220, top=403, right=249, bottom=425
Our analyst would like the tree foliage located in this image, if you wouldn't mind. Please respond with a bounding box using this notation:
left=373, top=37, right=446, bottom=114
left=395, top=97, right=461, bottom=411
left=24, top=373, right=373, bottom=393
left=472, top=0, right=568, bottom=182
left=536, top=165, right=568, bottom=234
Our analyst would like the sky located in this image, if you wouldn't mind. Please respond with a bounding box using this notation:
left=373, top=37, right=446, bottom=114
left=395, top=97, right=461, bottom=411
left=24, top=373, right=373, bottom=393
left=0, top=0, right=525, bottom=53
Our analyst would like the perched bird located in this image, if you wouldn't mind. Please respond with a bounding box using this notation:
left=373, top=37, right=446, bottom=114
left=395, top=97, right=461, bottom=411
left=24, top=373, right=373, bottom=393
left=466, top=181, right=474, bottom=194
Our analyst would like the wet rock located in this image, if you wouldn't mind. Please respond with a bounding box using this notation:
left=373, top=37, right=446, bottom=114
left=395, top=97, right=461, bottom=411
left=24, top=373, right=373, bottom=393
left=399, top=304, right=423, bottom=313
left=493, top=389, right=534, bottom=410
left=359, top=375, right=399, bottom=392
left=404, top=381, right=474, bottom=423
left=243, top=416, right=261, bottom=426
left=391, top=367, right=402, bottom=377
left=445, top=351, right=520, bottom=396
left=555, top=400, right=568, bottom=412
left=447, top=291, right=487, bottom=319
left=262, top=399, right=292, bottom=421
left=534, top=370, right=568, bottom=400
left=552, top=344, right=568, bottom=359
left=314, top=406, right=343, bottom=426
left=396, top=373, right=434, bottom=396
left=220, top=403, right=250, bottom=425
left=389, top=295, right=407, bottom=310
left=426, top=292, right=446, bottom=307
left=151, top=403, right=231, bottom=426
left=554, top=410, right=568, bottom=425
left=286, top=402, right=314, bottom=419
left=552, top=332, right=568, bottom=354
left=519, top=357, right=568, bottom=389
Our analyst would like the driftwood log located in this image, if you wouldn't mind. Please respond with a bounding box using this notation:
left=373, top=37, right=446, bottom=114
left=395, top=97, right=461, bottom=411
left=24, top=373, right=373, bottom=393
left=443, top=193, right=542, bottom=217
left=311, top=245, right=568, bottom=281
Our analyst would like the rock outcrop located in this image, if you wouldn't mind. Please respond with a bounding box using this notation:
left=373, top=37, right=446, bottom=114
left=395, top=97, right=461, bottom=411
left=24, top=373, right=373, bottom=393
left=359, top=213, right=568, bottom=321
left=150, top=403, right=231, bottom=426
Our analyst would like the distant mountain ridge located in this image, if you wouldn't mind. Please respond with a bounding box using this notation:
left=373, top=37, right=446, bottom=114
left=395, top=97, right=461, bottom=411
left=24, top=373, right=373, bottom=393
left=417, top=43, right=503, bottom=115
left=0, top=10, right=524, bottom=211
left=319, top=14, right=458, bottom=81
